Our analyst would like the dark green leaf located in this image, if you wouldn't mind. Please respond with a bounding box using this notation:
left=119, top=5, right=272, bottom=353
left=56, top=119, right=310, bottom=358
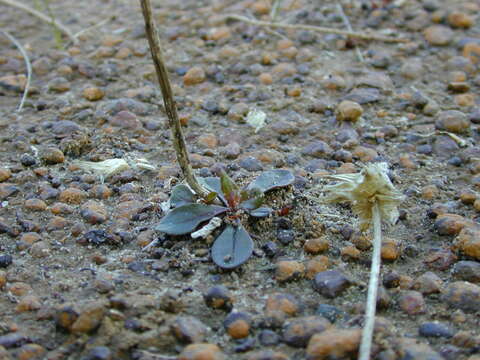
left=249, top=207, right=273, bottom=218
left=247, top=169, right=295, bottom=193
left=170, top=184, right=195, bottom=208
left=239, top=188, right=264, bottom=210
left=204, top=191, right=218, bottom=204
left=211, top=225, right=254, bottom=269
left=198, top=177, right=227, bottom=205
left=155, top=204, right=228, bottom=235
left=220, top=171, right=239, bottom=208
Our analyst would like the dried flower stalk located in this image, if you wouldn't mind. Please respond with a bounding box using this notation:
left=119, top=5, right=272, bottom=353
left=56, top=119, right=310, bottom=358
left=325, top=163, right=403, bottom=360
left=139, top=0, right=208, bottom=198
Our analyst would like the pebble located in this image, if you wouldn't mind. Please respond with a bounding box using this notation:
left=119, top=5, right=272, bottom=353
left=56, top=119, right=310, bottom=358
left=247, top=350, right=288, bottom=360
left=171, top=316, right=208, bottom=343
left=395, top=337, right=443, bottom=360
left=424, top=248, right=457, bottom=271
left=419, top=322, right=454, bottom=338
left=313, top=270, right=351, bottom=298
left=24, top=198, right=47, bottom=212
left=29, top=241, right=50, bottom=258
left=48, top=77, right=70, bottom=92
left=447, top=12, right=473, bottom=29
left=178, top=343, right=225, bottom=360
left=258, top=330, right=280, bottom=346
left=0, top=254, right=13, bottom=268
left=424, top=25, right=454, bottom=46
left=434, top=213, right=469, bottom=236
left=306, top=328, right=361, bottom=360
left=40, top=147, right=65, bottom=164
left=275, top=260, right=305, bottom=282
left=221, top=143, right=241, bottom=159
left=463, top=43, right=480, bottom=65
left=0, top=270, right=6, bottom=288
left=304, top=237, right=329, bottom=254
left=238, top=157, right=263, bottom=172
left=0, top=168, right=12, bottom=182
left=305, top=255, right=329, bottom=280
left=204, top=285, right=234, bottom=311
left=83, top=346, right=112, bottom=360
left=224, top=311, right=251, bottom=339
left=90, top=185, right=113, bottom=199
left=282, top=316, right=331, bottom=348
left=184, top=66, right=206, bottom=86
left=109, top=110, right=142, bottom=129
left=443, top=281, right=480, bottom=312
left=16, top=343, right=46, bottom=360
left=83, top=87, right=105, bottom=101
left=70, top=301, right=106, bottom=333
left=20, top=154, right=36, bottom=167
left=435, top=110, right=469, bottom=133
left=0, top=75, right=26, bottom=92
left=452, top=261, right=480, bottom=283
left=335, top=100, right=363, bottom=122
left=276, top=229, right=295, bottom=245
left=411, top=272, right=443, bottom=295
left=265, top=292, right=302, bottom=319
left=0, top=333, right=30, bottom=349
left=381, top=239, right=401, bottom=261
left=80, top=200, right=108, bottom=224
left=302, top=141, right=332, bottom=158
left=55, top=305, right=79, bottom=331
left=15, top=295, right=41, bottom=312
left=398, top=290, right=426, bottom=315
left=454, top=226, right=480, bottom=260
left=59, top=187, right=88, bottom=204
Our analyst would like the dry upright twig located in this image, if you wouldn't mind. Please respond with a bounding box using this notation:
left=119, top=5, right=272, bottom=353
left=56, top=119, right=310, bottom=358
left=0, top=30, right=31, bottom=112
left=139, top=0, right=208, bottom=198
left=324, top=163, right=404, bottom=360
left=336, top=4, right=365, bottom=63
left=0, top=0, right=77, bottom=44
left=226, top=14, right=408, bottom=43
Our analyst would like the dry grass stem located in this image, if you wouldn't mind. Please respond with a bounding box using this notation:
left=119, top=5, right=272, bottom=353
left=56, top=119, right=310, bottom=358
left=226, top=14, right=408, bottom=43
left=0, top=0, right=77, bottom=44
left=0, top=30, right=31, bottom=112
left=139, top=0, right=208, bottom=198
left=336, top=4, right=365, bottom=63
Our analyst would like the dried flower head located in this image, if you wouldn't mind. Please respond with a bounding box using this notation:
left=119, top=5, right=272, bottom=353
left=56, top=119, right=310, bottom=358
left=325, top=163, right=404, bottom=230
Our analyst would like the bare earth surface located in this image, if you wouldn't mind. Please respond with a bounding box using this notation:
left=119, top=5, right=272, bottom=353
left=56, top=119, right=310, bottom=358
left=1, top=0, right=480, bottom=359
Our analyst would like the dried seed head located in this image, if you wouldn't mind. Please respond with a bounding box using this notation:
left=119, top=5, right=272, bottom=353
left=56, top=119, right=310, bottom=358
left=325, top=163, right=404, bottom=230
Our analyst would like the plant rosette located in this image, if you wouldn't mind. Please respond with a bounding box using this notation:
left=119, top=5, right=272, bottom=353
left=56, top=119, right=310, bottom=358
left=155, top=169, right=294, bottom=269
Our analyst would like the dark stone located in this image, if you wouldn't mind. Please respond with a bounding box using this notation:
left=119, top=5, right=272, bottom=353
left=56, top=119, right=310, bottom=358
left=0, top=333, right=30, bottom=348
left=238, top=157, right=263, bottom=172
left=277, top=230, right=295, bottom=245
left=20, top=153, right=36, bottom=167
left=282, top=316, right=331, bottom=347
left=83, top=346, right=112, bottom=360
left=344, top=87, right=382, bottom=104
left=0, top=254, right=13, bottom=268
left=234, top=337, right=256, bottom=353
left=452, top=261, right=480, bottom=283
left=301, top=141, right=332, bottom=158
left=258, top=329, right=280, bottom=346
left=419, top=322, right=453, bottom=338
left=313, top=270, right=351, bottom=298
left=80, top=230, right=115, bottom=246
left=438, top=345, right=463, bottom=360
left=170, top=316, right=207, bottom=344
left=416, top=144, right=432, bottom=155
left=315, top=304, right=346, bottom=323
left=262, top=242, right=279, bottom=258
left=50, top=120, right=82, bottom=135
left=203, top=285, right=233, bottom=311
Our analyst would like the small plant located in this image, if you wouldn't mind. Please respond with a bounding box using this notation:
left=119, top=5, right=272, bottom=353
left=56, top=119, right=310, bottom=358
left=155, top=169, right=294, bottom=269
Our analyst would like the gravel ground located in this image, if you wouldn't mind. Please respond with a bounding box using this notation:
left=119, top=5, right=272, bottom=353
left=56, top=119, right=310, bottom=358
left=1, top=0, right=480, bottom=359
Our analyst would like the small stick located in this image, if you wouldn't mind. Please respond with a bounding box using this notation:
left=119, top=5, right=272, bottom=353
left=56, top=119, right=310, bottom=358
left=0, top=30, right=31, bottom=112
left=0, top=0, right=77, bottom=44
left=226, top=14, right=408, bottom=43
left=73, top=16, right=115, bottom=40
left=270, top=0, right=283, bottom=22
left=139, top=0, right=208, bottom=198
left=336, top=4, right=365, bottom=63
left=358, top=202, right=382, bottom=360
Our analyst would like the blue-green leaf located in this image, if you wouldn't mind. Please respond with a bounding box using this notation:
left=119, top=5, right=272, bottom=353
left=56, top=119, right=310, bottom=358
left=155, top=204, right=228, bottom=235
left=170, top=184, right=195, bottom=208
left=239, top=188, right=264, bottom=211
left=211, top=225, right=253, bottom=269
left=247, top=169, right=295, bottom=193
left=249, top=207, right=273, bottom=218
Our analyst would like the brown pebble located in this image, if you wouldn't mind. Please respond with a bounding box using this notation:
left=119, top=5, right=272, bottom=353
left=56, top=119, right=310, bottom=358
left=398, top=290, right=426, bottom=315
left=224, top=312, right=251, bottom=339
left=435, top=110, right=469, bottom=133
left=46, top=216, right=69, bottom=231
left=70, top=301, right=106, bottom=333
left=178, top=343, right=225, bottom=360
left=286, top=87, right=301, bottom=97
left=421, top=185, right=439, bottom=200
left=435, top=213, right=470, bottom=236
left=305, top=256, right=329, bottom=280
left=90, top=184, right=113, bottom=200
left=184, top=66, right=206, bottom=86
left=265, top=293, right=302, bottom=317
left=381, top=238, right=401, bottom=261
left=24, top=199, right=47, bottom=212
left=275, top=260, right=305, bottom=282
left=455, top=93, right=475, bottom=107
left=282, top=316, right=331, bottom=348
left=16, top=344, right=46, bottom=360
left=80, top=200, right=108, bottom=224
left=454, top=226, right=480, bottom=260
left=171, top=316, right=208, bottom=344
left=197, top=134, right=218, bottom=149
left=55, top=305, right=79, bottom=331
left=306, top=328, right=361, bottom=359
left=352, top=146, right=377, bottom=162
left=83, top=87, right=104, bottom=101
left=0, top=168, right=12, bottom=182
left=304, top=237, right=329, bottom=254
left=40, top=147, right=65, bottom=164
left=424, top=25, right=454, bottom=46
left=424, top=249, right=457, bottom=271
left=29, top=241, right=50, bottom=258
left=18, top=232, right=41, bottom=250
left=463, top=43, right=480, bottom=65
left=8, top=282, right=32, bottom=296
left=448, top=12, right=473, bottom=28
left=341, top=246, right=360, bottom=261
left=460, top=191, right=477, bottom=205
left=49, top=202, right=74, bottom=215
left=0, top=270, right=6, bottom=288
left=259, top=73, right=273, bottom=85
left=15, top=295, right=41, bottom=312
left=336, top=100, right=363, bottom=122
left=411, top=271, right=443, bottom=295
left=59, top=187, right=88, bottom=204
